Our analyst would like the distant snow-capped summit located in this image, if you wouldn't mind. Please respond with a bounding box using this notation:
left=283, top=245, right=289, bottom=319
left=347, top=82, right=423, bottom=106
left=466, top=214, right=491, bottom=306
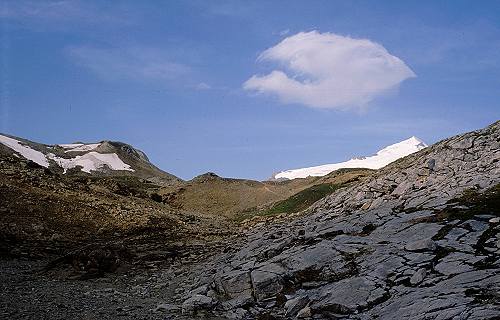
left=272, top=136, right=428, bottom=180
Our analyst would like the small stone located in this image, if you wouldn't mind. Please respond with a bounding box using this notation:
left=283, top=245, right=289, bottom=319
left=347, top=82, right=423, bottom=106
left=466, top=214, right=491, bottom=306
left=49, top=233, right=62, bottom=241
left=226, top=308, right=248, bottom=320
left=284, top=296, right=309, bottom=317
left=250, top=264, right=285, bottom=301
left=191, top=284, right=209, bottom=295
left=475, top=214, right=495, bottom=221
left=181, top=294, right=215, bottom=314
left=410, top=268, right=427, bottom=285
left=206, top=289, right=217, bottom=299
left=427, top=159, right=436, bottom=171
left=154, top=303, right=179, bottom=312
left=296, top=306, right=312, bottom=318
left=405, top=239, right=436, bottom=252
left=361, top=201, right=371, bottom=210
left=489, top=217, right=500, bottom=224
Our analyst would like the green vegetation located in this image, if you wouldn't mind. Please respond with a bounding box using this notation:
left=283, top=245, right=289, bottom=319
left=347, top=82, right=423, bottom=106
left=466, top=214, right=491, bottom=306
left=235, top=183, right=344, bottom=222
left=266, top=183, right=342, bottom=215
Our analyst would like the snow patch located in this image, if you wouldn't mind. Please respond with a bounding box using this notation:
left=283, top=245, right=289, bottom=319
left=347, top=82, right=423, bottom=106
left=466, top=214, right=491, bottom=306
left=0, top=134, right=50, bottom=167
left=273, top=136, right=427, bottom=180
left=58, top=143, right=84, bottom=149
left=48, top=152, right=133, bottom=173
left=59, top=143, right=101, bottom=152
left=1, top=135, right=133, bottom=174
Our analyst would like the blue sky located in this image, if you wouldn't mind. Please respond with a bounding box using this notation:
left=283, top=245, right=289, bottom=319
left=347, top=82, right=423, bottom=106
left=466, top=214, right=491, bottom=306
left=1, top=1, right=499, bottom=180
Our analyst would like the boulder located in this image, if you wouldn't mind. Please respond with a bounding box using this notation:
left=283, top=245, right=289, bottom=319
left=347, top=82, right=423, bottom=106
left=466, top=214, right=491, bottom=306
left=284, top=296, right=309, bottom=317
left=182, top=294, right=216, bottom=315
left=296, top=306, right=312, bottom=318
left=410, top=268, right=427, bottom=285
left=405, top=239, right=436, bottom=252
left=250, top=263, right=285, bottom=301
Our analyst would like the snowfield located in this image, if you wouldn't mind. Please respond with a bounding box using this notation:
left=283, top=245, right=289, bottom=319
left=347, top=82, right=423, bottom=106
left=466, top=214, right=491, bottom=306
left=0, top=135, right=50, bottom=168
left=48, top=152, right=133, bottom=173
left=58, top=143, right=84, bottom=149
left=58, top=143, right=101, bottom=152
left=1, top=135, right=133, bottom=174
left=273, top=136, right=427, bottom=180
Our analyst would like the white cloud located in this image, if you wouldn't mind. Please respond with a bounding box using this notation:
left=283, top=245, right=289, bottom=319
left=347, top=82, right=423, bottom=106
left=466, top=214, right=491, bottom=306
left=243, top=31, right=416, bottom=109
left=66, top=46, right=190, bottom=83
left=279, top=29, right=290, bottom=36
left=196, top=82, right=211, bottom=90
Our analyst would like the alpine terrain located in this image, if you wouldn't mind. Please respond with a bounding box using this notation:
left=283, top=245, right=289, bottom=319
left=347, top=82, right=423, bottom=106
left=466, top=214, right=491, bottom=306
left=272, top=136, right=428, bottom=180
left=0, top=121, right=499, bottom=319
left=0, top=134, right=182, bottom=186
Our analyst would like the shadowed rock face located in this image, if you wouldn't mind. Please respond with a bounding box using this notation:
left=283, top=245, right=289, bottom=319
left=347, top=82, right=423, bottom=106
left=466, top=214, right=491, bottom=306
left=182, top=121, right=500, bottom=319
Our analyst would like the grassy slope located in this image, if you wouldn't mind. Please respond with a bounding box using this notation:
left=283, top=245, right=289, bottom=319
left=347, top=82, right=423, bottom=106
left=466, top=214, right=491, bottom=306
left=157, top=174, right=319, bottom=217
left=159, top=168, right=373, bottom=221
left=265, top=183, right=343, bottom=215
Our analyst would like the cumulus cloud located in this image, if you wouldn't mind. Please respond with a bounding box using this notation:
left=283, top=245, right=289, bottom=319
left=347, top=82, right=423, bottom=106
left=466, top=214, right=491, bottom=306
left=66, top=46, right=190, bottom=83
left=243, top=31, right=416, bottom=109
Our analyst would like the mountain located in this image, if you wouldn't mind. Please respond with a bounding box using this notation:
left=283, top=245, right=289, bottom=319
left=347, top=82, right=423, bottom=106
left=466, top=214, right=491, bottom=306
left=272, top=136, right=428, bottom=180
left=1, top=121, right=499, bottom=319
left=0, top=133, right=373, bottom=220
left=180, top=121, right=499, bottom=319
left=158, top=168, right=373, bottom=219
left=0, top=133, right=372, bottom=219
left=0, top=133, right=181, bottom=185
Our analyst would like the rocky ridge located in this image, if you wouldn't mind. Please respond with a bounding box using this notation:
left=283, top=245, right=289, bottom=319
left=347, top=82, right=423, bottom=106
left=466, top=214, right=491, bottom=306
left=180, top=121, right=500, bottom=319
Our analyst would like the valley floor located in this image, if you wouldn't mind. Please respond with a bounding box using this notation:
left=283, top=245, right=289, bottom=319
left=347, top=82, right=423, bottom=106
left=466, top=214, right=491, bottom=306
left=1, top=253, right=222, bottom=319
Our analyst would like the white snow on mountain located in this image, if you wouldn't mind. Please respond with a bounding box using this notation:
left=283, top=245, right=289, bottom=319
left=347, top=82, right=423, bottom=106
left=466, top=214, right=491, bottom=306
left=58, top=143, right=101, bottom=152
left=59, top=143, right=84, bottom=149
left=273, top=136, right=428, bottom=180
left=48, top=152, right=133, bottom=173
left=0, top=134, right=133, bottom=174
left=0, top=134, right=50, bottom=167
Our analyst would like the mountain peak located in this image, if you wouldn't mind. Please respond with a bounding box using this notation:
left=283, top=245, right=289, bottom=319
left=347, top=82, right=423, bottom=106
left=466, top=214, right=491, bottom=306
left=406, top=136, right=427, bottom=146
left=0, top=134, right=182, bottom=185
left=375, top=136, right=427, bottom=156
left=272, top=136, right=428, bottom=180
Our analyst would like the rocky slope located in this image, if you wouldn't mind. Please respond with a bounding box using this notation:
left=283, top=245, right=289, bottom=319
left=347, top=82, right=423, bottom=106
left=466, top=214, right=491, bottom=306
left=178, top=121, right=500, bottom=319
left=0, top=121, right=498, bottom=319
left=0, top=136, right=372, bottom=319
left=0, top=150, right=234, bottom=261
